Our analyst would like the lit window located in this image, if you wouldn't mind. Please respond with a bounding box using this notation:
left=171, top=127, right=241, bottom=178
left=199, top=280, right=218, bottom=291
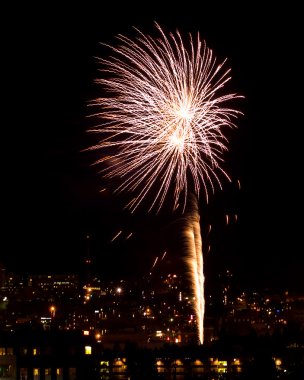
left=33, top=368, right=40, bottom=379
left=218, top=361, right=227, bottom=366
left=0, top=347, right=5, bottom=355
left=218, top=367, right=227, bottom=373
left=85, top=346, right=92, bottom=355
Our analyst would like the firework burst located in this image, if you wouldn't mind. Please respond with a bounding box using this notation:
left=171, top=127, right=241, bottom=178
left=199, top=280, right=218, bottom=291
left=88, top=23, right=242, bottom=213
left=88, top=23, right=242, bottom=344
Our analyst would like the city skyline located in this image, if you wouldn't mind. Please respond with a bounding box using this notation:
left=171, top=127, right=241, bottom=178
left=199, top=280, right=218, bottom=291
left=2, top=264, right=303, bottom=379
left=2, top=3, right=303, bottom=292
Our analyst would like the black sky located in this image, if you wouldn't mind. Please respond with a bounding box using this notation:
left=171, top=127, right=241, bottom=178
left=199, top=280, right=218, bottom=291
left=2, top=2, right=303, bottom=291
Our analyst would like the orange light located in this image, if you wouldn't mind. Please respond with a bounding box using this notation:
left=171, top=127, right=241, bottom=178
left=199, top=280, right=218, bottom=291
left=49, top=306, right=56, bottom=317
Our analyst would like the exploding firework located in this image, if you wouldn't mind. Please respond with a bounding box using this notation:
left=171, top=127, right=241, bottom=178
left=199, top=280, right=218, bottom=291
left=89, top=22, right=242, bottom=213
left=88, top=23, right=242, bottom=344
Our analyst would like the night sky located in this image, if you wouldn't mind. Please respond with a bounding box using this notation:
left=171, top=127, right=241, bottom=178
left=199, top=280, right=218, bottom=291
left=2, top=3, right=303, bottom=292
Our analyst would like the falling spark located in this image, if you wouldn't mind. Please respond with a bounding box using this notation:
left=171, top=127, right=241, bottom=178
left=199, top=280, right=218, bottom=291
left=226, top=214, right=229, bottom=225
left=160, top=251, right=167, bottom=261
left=237, top=179, right=241, bottom=190
left=151, top=256, right=159, bottom=269
left=111, top=230, right=122, bottom=242
left=126, top=232, right=133, bottom=240
left=88, top=23, right=242, bottom=345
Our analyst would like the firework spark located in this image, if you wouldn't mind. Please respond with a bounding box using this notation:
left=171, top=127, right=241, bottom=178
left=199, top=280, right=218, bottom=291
left=182, top=193, right=205, bottom=344
left=110, top=230, right=122, bottom=242
left=88, top=22, right=242, bottom=213
left=88, top=23, right=242, bottom=345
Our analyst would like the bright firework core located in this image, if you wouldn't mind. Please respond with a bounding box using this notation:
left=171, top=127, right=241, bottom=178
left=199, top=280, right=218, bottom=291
left=177, top=105, right=192, bottom=120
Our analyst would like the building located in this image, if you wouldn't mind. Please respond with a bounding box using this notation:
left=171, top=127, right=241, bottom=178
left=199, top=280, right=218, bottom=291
left=0, top=329, right=96, bottom=380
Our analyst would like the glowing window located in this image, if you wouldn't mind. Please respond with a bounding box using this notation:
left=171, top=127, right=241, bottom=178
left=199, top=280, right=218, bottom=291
left=218, top=367, right=227, bottom=373
left=85, top=346, right=92, bottom=355
left=218, top=361, right=227, bottom=366
left=33, top=368, right=40, bottom=379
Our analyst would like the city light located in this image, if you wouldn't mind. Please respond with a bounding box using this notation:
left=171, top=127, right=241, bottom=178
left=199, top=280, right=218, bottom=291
left=49, top=306, right=56, bottom=318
